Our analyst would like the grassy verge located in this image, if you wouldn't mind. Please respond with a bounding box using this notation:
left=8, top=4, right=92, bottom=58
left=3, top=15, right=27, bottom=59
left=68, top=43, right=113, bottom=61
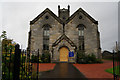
left=105, top=66, right=120, bottom=76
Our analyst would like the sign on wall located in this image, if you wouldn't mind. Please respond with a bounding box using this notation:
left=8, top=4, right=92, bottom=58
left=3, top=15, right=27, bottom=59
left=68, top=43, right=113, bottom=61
left=69, top=51, right=74, bottom=57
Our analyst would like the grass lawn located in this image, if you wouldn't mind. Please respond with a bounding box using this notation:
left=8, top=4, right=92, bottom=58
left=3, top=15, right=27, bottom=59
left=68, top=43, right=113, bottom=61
left=105, top=65, right=120, bottom=76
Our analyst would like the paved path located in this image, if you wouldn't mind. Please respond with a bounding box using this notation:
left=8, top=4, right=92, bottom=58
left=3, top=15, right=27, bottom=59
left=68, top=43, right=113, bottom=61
left=38, top=63, right=87, bottom=79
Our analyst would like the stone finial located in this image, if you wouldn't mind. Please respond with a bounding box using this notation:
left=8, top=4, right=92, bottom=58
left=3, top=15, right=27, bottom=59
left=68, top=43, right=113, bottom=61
left=58, top=5, right=60, bottom=17
left=68, top=5, right=70, bottom=12
left=58, top=5, right=60, bottom=10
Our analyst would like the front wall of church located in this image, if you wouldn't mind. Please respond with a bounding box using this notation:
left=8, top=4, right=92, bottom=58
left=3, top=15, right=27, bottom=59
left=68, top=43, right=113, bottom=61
left=29, top=10, right=101, bottom=63
left=65, top=12, right=99, bottom=57
left=29, top=12, right=63, bottom=56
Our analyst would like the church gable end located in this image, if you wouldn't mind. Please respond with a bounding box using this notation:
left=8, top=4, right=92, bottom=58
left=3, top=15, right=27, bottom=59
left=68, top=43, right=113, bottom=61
left=30, top=8, right=63, bottom=25
left=28, top=6, right=101, bottom=63
left=66, top=8, right=98, bottom=25
left=52, top=34, right=77, bottom=48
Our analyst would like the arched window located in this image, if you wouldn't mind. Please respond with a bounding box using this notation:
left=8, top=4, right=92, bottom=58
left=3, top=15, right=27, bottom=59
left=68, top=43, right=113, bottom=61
left=77, top=24, right=84, bottom=37
left=43, top=24, right=51, bottom=50
left=43, top=26, right=49, bottom=37
left=77, top=24, right=85, bottom=50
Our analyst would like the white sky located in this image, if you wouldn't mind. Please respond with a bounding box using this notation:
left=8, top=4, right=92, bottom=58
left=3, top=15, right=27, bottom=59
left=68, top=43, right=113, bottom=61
left=0, top=0, right=119, bottom=52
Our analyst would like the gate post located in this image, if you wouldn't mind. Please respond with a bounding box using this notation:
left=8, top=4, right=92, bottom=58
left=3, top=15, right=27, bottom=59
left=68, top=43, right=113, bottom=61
left=113, top=50, right=115, bottom=80
left=118, top=51, right=120, bottom=79
left=13, top=44, right=21, bottom=80
left=37, top=49, right=39, bottom=80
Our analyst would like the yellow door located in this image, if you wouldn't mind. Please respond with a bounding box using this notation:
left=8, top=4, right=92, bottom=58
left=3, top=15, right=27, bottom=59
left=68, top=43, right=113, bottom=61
left=60, top=47, right=68, bottom=62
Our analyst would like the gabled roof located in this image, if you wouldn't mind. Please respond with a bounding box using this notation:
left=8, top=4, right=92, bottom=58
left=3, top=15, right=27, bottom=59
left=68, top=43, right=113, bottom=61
left=30, top=8, right=63, bottom=25
left=30, top=7, right=98, bottom=25
left=52, top=34, right=77, bottom=48
left=66, top=8, right=98, bottom=24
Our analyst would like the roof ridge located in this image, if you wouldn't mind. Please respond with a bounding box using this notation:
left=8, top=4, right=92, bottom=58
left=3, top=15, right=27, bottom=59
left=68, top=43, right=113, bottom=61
left=66, top=8, right=98, bottom=24
left=52, top=34, right=77, bottom=48
left=30, top=7, right=98, bottom=25
left=30, top=8, right=63, bottom=25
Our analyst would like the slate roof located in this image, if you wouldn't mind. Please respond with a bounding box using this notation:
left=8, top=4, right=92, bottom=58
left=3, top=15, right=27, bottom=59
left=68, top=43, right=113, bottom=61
left=66, top=8, right=98, bottom=24
left=30, top=7, right=98, bottom=25
left=52, top=34, right=77, bottom=48
left=30, top=8, right=63, bottom=25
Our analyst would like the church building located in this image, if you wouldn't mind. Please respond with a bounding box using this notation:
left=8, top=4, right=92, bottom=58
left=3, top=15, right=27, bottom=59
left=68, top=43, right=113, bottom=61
left=28, top=5, right=101, bottom=63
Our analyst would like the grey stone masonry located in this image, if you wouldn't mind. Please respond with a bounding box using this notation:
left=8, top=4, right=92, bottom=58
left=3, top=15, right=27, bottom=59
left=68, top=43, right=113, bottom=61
left=28, top=5, right=101, bottom=63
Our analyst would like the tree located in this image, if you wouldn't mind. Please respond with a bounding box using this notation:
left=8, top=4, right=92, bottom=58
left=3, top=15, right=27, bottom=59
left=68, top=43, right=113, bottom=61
left=1, top=31, right=7, bottom=39
left=0, top=30, right=7, bottom=52
left=0, top=30, right=16, bottom=54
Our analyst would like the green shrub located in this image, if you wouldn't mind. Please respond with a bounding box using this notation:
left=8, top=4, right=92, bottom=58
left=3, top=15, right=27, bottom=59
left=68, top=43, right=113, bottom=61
left=31, top=55, right=38, bottom=63
left=77, top=51, right=103, bottom=64
left=95, top=59, right=103, bottom=63
left=77, top=51, right=87, bottom=64
left=31, top=51, right=51, bottom=63
left=41, top=52, right=50, bottom=63
left=31, top=55, right=42, bottom=63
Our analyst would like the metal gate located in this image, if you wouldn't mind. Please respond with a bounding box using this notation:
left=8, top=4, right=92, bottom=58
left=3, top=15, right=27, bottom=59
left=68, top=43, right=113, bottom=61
left=2, top=44, right=40, bottom=80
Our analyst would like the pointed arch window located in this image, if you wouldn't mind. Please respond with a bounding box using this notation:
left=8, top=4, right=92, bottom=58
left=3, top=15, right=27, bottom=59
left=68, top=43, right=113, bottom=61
left=78, top=24, right=84, bottom=37
left=43, top=24, right=51, bottom=50
left=77, top=24, right=85, bottom=50
left=43, top=27, right=50, bottom=37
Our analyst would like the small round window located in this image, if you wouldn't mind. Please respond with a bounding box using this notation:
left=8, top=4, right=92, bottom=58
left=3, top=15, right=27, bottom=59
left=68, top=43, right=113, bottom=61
left=79, top=15, right=82, bottom=19
left=45, top=16, right=49, bottom=19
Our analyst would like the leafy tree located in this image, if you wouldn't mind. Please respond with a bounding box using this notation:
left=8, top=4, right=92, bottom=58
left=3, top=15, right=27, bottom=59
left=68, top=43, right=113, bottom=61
left=1, top=31, right=16, bottom=54
left=1, top=31, right=7, bottom=39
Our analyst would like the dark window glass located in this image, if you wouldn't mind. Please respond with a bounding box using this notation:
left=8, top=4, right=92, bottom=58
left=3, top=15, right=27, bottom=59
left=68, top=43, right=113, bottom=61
left=78, top=24, right=84, bottom=37
left=45, top=16, right=49, bottom=19
left=79, top=41, right=84, bottom=50
left=77, top=24, right=85, bottom=50
left=79, top=15, right=82, bottom=19
left=43, top=25, right=50, bottom=50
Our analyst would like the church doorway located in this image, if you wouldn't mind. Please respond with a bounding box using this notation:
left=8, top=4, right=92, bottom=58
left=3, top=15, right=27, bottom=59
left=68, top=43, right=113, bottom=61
left=59, top=47, right=69, bottom=62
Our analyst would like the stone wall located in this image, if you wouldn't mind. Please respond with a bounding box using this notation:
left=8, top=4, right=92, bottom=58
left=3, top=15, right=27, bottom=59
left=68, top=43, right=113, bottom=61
left=28, top=8, right=101, bottom=62
left=52, top=39, right=76, bottom=62
left=29, top=12, right=62, bottom=56
left=65, top=11, right=101, bottom=58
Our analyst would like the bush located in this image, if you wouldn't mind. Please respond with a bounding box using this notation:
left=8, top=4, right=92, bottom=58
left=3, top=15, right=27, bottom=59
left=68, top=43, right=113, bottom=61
left=31, top=51, right=51, bottom=63
left=31, top=55, right=42, bottom=63
left=95, top=59, right=103, bottom=63
left=41, top=52, right=50, bottom=63
left=77, top=51, right=103, bottom=64
left=31, top=55, right=38, bottom=63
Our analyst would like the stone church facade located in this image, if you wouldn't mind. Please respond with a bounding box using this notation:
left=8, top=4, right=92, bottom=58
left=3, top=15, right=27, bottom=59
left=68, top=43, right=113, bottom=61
left=28, top=5, right=101, bottom=63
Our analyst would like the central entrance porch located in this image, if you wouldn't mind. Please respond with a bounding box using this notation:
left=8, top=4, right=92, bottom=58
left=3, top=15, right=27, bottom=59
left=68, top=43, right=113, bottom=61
left=51, top=34, right=77, bottom=63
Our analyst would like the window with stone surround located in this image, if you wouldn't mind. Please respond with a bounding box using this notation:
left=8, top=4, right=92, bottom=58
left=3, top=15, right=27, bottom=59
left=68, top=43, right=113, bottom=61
left=43, top=24, right=50, bottom=50
left=77, top=24, right=85, bottom=50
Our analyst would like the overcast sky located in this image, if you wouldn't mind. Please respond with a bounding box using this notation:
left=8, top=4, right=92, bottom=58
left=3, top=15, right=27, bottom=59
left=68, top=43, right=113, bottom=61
left=0, top=0, right=119, bottom=52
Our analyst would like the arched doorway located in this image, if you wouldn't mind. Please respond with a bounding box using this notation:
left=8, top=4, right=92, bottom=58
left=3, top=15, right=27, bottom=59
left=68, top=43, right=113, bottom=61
left=59, top=47, right=69, bottom=62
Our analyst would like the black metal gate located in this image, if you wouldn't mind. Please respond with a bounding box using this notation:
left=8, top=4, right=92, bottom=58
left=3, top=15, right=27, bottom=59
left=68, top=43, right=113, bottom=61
left=2, top=44, right=40, bottom=80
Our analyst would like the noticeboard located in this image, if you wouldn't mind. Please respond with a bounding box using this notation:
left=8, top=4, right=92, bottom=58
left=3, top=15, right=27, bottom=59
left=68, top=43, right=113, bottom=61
left=69, top=51, right=74, bottom=57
